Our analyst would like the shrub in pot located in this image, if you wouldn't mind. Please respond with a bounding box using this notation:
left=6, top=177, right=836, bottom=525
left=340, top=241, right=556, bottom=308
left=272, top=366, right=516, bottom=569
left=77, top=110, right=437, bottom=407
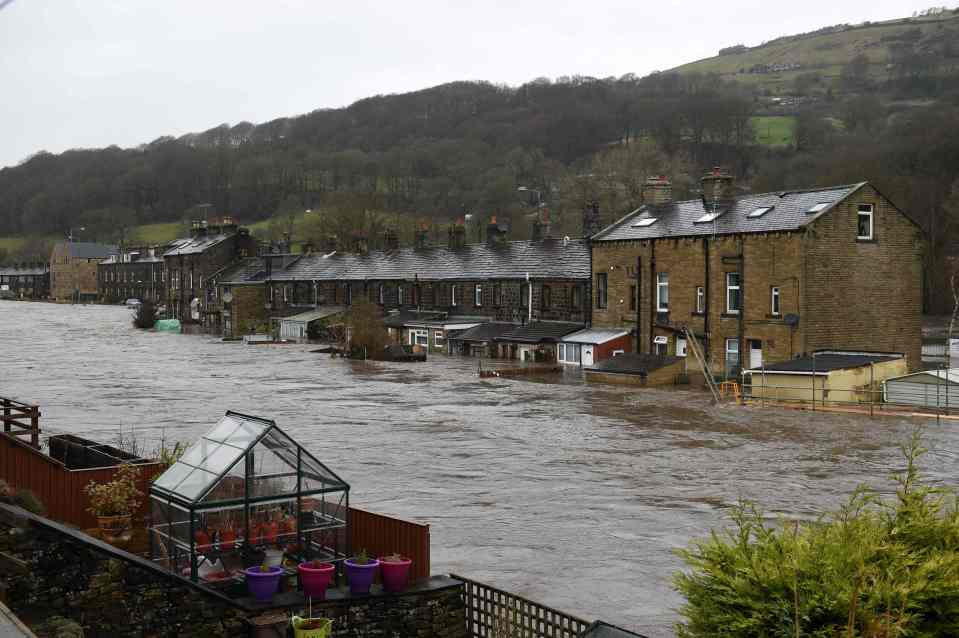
left=344, top=550, right=380, bottom=594
left=244, top=563, right=283, bottom=602
left=298, top=559, right=336, bottom=599
left=378, top=553, right=412, bottom=593
left=83, top=464, right=143, bottom=543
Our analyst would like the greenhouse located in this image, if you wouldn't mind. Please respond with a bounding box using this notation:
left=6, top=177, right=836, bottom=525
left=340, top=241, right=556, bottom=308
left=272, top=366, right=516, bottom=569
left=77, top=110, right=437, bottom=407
left=149, top=411, right=350, bottom=582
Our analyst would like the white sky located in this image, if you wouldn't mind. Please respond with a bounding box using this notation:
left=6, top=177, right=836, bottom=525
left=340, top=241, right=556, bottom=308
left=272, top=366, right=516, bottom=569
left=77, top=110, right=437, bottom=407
left=0, top=0, right=937, bottom=168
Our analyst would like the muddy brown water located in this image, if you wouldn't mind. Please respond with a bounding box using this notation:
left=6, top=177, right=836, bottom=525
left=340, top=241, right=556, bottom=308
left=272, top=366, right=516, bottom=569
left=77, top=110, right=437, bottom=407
left=1, top=301, right=955, bottom=637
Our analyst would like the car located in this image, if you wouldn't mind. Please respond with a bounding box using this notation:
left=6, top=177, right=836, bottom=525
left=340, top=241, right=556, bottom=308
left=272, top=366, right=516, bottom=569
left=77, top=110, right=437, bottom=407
left=125, top=298, right=142, bottom=307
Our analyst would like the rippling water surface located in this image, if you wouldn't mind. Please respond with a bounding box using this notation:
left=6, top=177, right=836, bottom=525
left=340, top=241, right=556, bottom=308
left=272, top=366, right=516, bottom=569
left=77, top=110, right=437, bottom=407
left=1, top=301, right=955, bottom=637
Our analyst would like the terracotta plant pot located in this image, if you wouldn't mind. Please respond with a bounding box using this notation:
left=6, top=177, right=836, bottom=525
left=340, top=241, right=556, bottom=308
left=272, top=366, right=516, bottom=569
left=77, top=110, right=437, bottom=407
left=298, top=561, right=335, bottom=599
left=219, top=528, right=236, bottom=552
left=378, top=555, right=412, bottom=593
left=97, top=513, right=133, bottom=543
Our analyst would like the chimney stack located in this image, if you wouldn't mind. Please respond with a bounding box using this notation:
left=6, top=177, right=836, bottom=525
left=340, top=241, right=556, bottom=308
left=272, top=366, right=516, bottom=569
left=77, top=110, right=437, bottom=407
left=642, top=175, right=672, bottom=205
left=486, top=216, right=508, bottom=246
left=448, top=219, right=466, bottom=250
left=383, top=229, right=399, bottom=251
left=302, top=241, right=314, bottom=255
left=414, top=223, right=430, bottom=250
left=351, top=232, right=369, bottom=254
left=321, top=234, right=339, bottom=254
left=530, top=209, right=552, bottom=242
left=582, top=201, right=602, bottom=239
left=701, top=166, right=736, bottom=203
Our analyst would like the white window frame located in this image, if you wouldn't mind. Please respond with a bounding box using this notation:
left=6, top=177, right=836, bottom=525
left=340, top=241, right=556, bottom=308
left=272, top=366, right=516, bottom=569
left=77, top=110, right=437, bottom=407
left=771, top=286, right=781, bottom=316
left=433, top=330, right=445, bottom=348
left=725, top=338, right=740, bottom=369
left=726, top=272, right=741, bottom=314
left=696, top=286, right=705, bottom=314
left=857, top=203, right=874, bottom=240
left=474, top=284, right=483, bottom=307
left=410, top=329, right=428, bottom=347
left=653, top=335, right=668, bottom=356
left=656, top=272, right=669, bottom=312
left=378, top=284, right=384, bottom=305
left=397, top=285, right=404, bottom=305
left=451, top=284, right=458, bottom=307
left=557, top=342, right=581, bottom=365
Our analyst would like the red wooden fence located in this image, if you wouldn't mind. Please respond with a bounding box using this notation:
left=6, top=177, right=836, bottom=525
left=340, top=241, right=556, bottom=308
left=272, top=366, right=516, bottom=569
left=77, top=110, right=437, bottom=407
left=0, top=433, right=160, bottom=529
left=349, top=506, right=431, bottom=580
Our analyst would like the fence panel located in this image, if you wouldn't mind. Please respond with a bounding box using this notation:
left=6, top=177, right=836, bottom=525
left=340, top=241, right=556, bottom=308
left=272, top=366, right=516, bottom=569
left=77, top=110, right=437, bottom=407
left=452, top=573, right=592, bottom=638
left=349, top=506, right=431, bottom=580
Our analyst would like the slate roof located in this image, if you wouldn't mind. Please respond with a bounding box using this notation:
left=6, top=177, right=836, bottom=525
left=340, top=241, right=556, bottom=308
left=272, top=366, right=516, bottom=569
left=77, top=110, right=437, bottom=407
left=886, top=369, right=959, bottom=385
left=225, top=238, right=590, bottom=284
left=382, top=310, right=446, bottom=328
left=561, top=328, right=630, bottom=344
left=59, top=242, right=118, bottom=259
left=495, top=321, right=584, bottom=343
left=591, top=353, right=681, bottom=375
left=0, top=265, right=47, bottom=276
left=213, top=257, right=266, bottom=284
left=450, top=322, right=520, bottom=343
left=279, top=306, right=346, bottom=324
left=163, top=233, right=231, bottom=257
left=592, top=183, right=866, bottom=242
left=748, top=352, right=902, bottom=374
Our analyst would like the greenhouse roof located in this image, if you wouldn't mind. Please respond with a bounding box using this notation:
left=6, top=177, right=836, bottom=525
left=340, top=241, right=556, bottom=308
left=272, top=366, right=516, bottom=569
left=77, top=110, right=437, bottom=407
left=151, top=411, right=348, bottom=507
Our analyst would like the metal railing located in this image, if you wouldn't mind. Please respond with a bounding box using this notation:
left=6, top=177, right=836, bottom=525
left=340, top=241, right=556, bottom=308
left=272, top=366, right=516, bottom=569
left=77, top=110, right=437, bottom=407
left=452, top=573, right=592, bottom=638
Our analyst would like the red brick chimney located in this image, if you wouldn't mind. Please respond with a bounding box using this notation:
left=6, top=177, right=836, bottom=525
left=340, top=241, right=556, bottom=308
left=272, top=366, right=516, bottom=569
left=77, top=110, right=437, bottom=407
left=642, top=175, right=672, bottom=205
left=701, top=166, right=736, bottom=203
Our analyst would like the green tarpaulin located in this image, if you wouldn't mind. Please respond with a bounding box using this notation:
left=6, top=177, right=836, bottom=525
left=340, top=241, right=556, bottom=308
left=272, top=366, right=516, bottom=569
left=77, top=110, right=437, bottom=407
left=154, top=319, right=181, bottom=333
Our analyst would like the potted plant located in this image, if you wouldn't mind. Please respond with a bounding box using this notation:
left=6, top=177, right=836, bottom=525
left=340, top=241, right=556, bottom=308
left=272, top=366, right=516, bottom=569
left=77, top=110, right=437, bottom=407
left=291, top=615, right=332, bottom=638
left=244, top=563, right=283, bottom=602
left=83, top=464, right=143, bottom=543
left=344, top=549, right=380, bottom=594
left=378, top=553, right=412, bottom=593
left=297, top=559, right=336, bottom=599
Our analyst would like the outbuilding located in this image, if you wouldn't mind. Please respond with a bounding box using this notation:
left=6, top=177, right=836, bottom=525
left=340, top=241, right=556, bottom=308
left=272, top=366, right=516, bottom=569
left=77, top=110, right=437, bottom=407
left=883, top=369, right=959, bottom=410
left=744, top=352, right=907, bottom=405
left=278, top=306, right=346, bottom=343
left=584, top=353, right=686, bottom=386
left=494, top=321, right=584, bottom=362
left=558, top=328, right=631, bottom=367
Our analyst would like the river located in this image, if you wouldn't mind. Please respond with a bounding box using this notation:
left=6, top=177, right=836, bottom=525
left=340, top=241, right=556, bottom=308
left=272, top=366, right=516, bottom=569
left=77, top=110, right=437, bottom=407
left=1, top=301, right=955, bottom=637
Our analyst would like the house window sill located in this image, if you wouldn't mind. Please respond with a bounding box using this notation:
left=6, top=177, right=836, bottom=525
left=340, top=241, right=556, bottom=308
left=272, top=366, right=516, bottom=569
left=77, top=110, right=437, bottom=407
left=691, top=312, right=704, bottom=317
left=765, top=314, right=784, bottom=320
left=720, top=312, right=741, bottom=319
left=856, top=238, right=877, bottom=244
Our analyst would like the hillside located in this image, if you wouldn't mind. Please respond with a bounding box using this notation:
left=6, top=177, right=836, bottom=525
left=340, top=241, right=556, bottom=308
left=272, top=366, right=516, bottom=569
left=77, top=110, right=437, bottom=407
left=673, top=10, right=959, bottom=94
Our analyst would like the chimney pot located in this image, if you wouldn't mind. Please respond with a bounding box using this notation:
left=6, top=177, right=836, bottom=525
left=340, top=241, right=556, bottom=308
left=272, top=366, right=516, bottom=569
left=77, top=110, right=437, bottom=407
left=701, top=166, right=736, bottom=202
left=642, top=175, right=673, bottom=205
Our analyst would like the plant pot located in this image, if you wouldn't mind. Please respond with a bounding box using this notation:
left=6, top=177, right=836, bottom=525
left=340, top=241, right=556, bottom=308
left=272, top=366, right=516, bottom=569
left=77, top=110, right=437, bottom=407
left=219, top=528, right=236, bottom=552
left=263, top=548, right=284, bottom=568
left=378, top=556, right=412, bottom=593
left=298, top=562, right=335, bottom=599
left=344, top=557, right=380, bottom=594
left=244, top=566, right=283, bottom=602
left=97, top=514, right=132, bottom=543
left=291, top=616, right=332, bottom=638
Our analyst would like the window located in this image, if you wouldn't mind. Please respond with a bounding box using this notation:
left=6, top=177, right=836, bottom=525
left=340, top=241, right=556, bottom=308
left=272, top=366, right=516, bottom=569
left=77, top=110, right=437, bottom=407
left=726, top=273, right=741, bottom=314
left=520, top=283, right=529, bottom=308
left=631, top=217, right=658, bottom=227
left=629, top=285, right=637, bottom=311
left=696, top=286, right=705, bottom=314
left=492, top=284, right=501, bottom=306
left=378, top=284, right=384, bottom=305
left=694, top=211, right=722, bottom=223
left=571, top=285, right=582, bottom=310
left=656, top=273, right=669, bottom=312
left=434, top=330, right=445, bottom=348
left=596, top=273, right=608, bottom=309
left=474, top=284, right=483, bottom=307
left=451, top=284, right=458, bottom=307
left=345, top=285, right=352, bottom=306
left=725, top=338, right=740, bottom=377
left=397, top=285, right=404, bottom=305
left=542, top=285, right=551, bottom=309
left=807, top=202, right=831, bottom=214
left=747, top=206, right=773, bottom=218
left=557, top=343, right=581, bottom=365
left=410, top=329, right=428, bottom=347
left=857, top=203, right=873, bottom=240
left=676, top=337, right=687, bottom=357
left=654, top=335, right=668, bottom=356
left=771, top=286, right=781, bottom=316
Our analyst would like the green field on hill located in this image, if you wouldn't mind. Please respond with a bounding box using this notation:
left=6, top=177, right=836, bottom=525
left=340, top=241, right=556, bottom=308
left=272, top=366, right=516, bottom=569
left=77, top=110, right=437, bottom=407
left=752, top=116, right=796, bottom=147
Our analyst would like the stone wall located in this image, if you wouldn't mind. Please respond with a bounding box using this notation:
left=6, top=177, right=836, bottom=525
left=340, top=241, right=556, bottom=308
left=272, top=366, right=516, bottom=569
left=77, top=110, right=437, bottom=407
left=0, top=504, right=468, bottom=638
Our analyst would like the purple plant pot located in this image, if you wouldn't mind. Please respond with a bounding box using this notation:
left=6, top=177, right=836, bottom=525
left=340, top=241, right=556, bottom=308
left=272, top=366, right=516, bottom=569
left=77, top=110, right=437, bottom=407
left=344, top=557, right=380, bottom=594
left=244, top=566, right=283, bottom=602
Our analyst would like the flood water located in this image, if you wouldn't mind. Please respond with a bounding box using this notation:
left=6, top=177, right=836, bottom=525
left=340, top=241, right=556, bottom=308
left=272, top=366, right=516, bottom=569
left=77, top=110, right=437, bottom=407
left=1, top=301, right=956, bottom=637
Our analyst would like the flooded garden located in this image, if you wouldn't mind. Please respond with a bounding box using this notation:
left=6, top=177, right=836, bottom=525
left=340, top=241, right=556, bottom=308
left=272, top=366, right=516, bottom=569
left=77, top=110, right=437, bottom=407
left=1, top=301, right=955, bottom=637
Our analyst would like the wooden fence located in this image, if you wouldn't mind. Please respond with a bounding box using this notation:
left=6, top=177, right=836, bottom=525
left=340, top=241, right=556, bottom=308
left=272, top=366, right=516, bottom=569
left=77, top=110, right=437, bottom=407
left=0, top=433, right=160, bottom=529
left=1, top=397, right=40, bottom=449
left=349, top=506, right=431, bottom=580
left=452, top=573, right=592, bottom=638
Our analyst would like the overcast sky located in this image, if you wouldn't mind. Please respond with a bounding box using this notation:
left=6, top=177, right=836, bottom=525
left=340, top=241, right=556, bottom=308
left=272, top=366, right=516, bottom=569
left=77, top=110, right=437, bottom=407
left=0, top=0, right=936, bottom=168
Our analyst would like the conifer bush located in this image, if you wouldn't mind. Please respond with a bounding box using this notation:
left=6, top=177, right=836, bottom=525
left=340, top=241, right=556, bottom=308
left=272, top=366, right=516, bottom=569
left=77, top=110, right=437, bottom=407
left=674, top=430, right=959, bottom=637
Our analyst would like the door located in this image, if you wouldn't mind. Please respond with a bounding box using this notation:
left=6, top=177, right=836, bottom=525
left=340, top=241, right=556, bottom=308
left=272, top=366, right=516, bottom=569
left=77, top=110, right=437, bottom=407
left=582, top=345, right=594, bottom=367
left=749, top=339, right=763, bottom=369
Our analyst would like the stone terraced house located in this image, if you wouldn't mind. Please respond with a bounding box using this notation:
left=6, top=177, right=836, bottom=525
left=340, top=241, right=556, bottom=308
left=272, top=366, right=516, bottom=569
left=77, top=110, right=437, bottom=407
left=97, top=245, right=167, bottom=304
left=590, top=168, right=925, bottom=377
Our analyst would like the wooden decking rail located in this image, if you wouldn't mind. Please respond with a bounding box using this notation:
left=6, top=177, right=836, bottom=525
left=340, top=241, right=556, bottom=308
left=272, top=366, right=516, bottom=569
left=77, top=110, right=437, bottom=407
left=1, top=397, right=40, bottom=449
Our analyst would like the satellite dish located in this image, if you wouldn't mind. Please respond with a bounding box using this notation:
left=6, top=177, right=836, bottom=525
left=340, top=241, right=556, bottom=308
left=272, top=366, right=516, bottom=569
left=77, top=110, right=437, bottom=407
left=784, top=313, right=800, bottom=327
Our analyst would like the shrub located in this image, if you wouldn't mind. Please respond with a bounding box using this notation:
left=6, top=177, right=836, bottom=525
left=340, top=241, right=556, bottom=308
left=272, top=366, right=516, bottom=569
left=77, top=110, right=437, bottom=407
left=674, top=430, right=959, bottom=637
left=132, top=299, right=157, bottom=329
left=13, top=489, right=46, bottom=515
left=83, top=464, right=144, bottom=517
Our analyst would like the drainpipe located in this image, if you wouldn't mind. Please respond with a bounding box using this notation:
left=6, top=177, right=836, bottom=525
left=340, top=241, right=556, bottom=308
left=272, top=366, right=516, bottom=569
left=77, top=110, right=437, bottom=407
left=703, top=237, right=710, bottom=365
left=635, top=255, right=642, bottom=353
left=738, top=237, right=745, bottom=379
left=526, top=272, right=532, bottom=323
left=649, top=240, right=656, bottom=354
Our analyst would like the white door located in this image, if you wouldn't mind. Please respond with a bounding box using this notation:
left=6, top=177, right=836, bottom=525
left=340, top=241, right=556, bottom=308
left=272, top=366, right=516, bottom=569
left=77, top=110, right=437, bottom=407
left=749, top=340, right=763, bottom=369
left=582, top=345, right=594, bottom=367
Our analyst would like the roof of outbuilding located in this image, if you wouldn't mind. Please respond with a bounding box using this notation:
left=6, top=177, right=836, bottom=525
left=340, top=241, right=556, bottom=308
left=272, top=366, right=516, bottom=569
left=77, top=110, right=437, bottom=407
left=228, top=238, right=590, bottom=283
left=0, top=265, right=47, bottom=276
left=561, top=328, right=630, bottom=344
left=592, top=183, right=866, bottom=242
left=746, top=352, right=902, bottom=374
left=884, top=369, right=959, bottom=385
left=279, top=306, right=346, bottom=324
left=451, top=322, right=520, bottom=343
left=382, top=310, right=447, bottom=328
left=590, top=353, right=681, bottom=375
left=495, top=321, right=584, bottom=343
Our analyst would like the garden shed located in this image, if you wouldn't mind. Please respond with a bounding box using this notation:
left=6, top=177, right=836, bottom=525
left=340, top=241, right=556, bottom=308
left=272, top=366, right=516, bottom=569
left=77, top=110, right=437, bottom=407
left=883, top=369, right=959, bottom=410
left=149, top=411, right=350, bottom=582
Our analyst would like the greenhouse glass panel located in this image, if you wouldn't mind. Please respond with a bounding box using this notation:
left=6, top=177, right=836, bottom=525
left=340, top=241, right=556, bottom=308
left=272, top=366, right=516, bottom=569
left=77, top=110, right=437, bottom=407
left=153, top=461, right=192, bottom=493
left=175, top=467, right=219, bottom=501
left=192, top=444, right=245, bottom=474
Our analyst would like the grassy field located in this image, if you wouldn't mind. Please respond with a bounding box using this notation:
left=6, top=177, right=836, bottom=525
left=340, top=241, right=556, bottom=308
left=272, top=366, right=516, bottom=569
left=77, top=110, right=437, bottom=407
left=129, top=221, right=182, bottom=244
left=752, top=116, right=796, bottom=148
left=0, top=236, right=27, bottom=254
